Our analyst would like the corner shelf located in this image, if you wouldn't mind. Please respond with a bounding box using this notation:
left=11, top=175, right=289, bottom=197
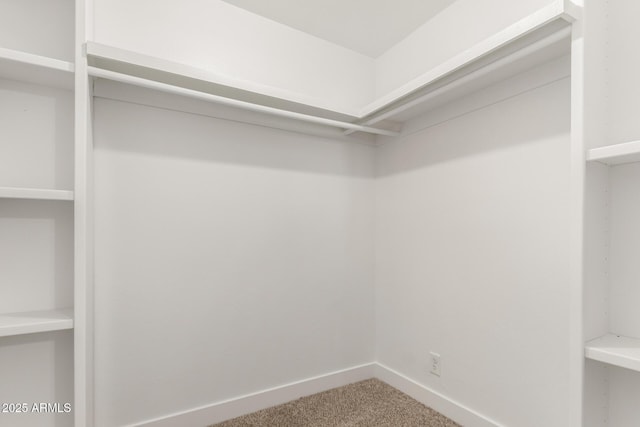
left=358, top=0, right=578, bottom=119
left=585, top=334, right=640, bottom=373
left=84, top=0, right=579, bottom=136
left=0, top=186, right=74, bottom=201
left=0, top=46, right=74, bottom=89
left=587, top=141, right=640, bottom=165
left=0, top=309, right=74, bottom=338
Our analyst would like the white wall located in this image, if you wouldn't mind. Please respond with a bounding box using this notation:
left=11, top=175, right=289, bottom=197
left=93, top=97, right=376, bottom=426
left=0, top=79, right=74, bottom=190
left=374, top=78, right=571, bottom=426
left=92, top=0, right=375, bottom=115
left=374, top=0, right=554, bottom=99
left=608, top=367, right=640, bottom=427
left=606, top=0, right=640, bottom=146
left=0, top=0, right=74, bottom=61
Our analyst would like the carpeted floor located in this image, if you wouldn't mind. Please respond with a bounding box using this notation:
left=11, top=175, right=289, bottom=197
left=211, top=378, right=461, bottom=426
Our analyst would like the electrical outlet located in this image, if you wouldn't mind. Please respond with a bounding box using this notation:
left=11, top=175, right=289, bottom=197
left=429, top=352, right=441, bottom=377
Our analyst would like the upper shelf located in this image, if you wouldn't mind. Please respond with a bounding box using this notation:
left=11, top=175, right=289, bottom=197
left=585, top=334, right=640, bottom=373
left=85, top=0, right=579, bottom=135
left=86, top=43, right=398, bottom=137
left=358, top=0, right=579, bottom=119
left=587, top=141, right=640, bottom=165
left=0, top=309, right=74, bottom=338
left=85, top=41, right=360, bottom=121
left=0, top=46, right=74, bottom=89
left=0, top=187, right=74, bottom=201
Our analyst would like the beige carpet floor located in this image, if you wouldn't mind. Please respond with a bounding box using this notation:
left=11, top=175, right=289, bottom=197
left=211, top=378, right=462, bottom=426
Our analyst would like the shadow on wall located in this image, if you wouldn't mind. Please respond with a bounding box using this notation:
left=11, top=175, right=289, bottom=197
left=376, top=78, right=571, bottom=177
left=93, top=95, right=375, bottom=179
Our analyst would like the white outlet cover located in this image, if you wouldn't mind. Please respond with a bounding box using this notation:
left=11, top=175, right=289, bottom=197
left=430, top=352, right=441, bottom=377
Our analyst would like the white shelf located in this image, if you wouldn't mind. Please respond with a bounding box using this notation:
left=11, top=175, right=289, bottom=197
left=587, top=141, right=640, bottom=165
left=84, top=1, right=579, bottom=135
left=358, top=0, right=578, bottom=119
left=585, top=334, right=640, bottom=373
left=0, top=309, right=74, bottom=338
left=0, top=46, right=74, bottom=89
left=85, top=41, right=359, bottom=120
left=0, top=187, right=74, bottom=201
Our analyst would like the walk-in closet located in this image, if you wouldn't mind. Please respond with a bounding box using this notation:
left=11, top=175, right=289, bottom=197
left=1, top=1, right=639, bottom=426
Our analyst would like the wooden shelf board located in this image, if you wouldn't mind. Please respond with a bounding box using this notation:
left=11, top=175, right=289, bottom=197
left=585, top=334, right=640, bottom=373
left=0, top=46, right=74, bottom=89
left=0, top=309, right=73, bottom=338
left=587, top=141, right=640, bottom=165
left=0, top=187, right=74, bottom=201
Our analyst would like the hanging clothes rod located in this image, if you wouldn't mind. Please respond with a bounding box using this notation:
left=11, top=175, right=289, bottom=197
left=87, top=67, right=400, bottom=137
left=344, top=25, right=572, bottom=136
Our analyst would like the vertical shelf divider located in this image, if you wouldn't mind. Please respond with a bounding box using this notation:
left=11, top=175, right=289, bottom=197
left=74, top=0, right=94, bottom=424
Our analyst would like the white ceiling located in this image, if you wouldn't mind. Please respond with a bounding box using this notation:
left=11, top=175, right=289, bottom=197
left=220, top=0, right=457, bottom=58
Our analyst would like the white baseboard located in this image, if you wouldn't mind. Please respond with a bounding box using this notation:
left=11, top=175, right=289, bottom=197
left=129, top=361, right=502, bottom=427
left=129, top=362, right=376, bottom=427
left=374, top=363, right=502, bottom=427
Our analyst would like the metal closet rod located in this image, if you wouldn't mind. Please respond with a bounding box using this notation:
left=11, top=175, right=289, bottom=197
left=86, top=66, right=399, bottom=137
